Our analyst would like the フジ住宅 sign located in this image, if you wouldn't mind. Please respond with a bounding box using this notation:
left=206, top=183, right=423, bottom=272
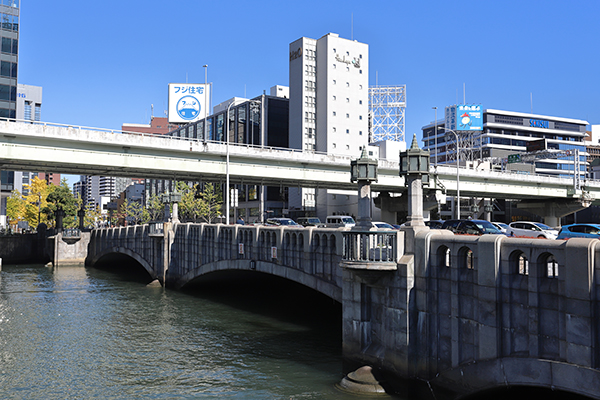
left=168, top=83, right=210, bottom=124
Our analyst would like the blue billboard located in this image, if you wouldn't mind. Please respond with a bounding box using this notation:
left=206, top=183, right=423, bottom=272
left=456, top=104, right=482, bottom=131
left=445, top=104, right=483, bottom=131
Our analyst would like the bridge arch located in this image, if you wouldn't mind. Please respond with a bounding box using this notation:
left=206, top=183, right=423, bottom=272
left=87, top=246, right=157, bottom=281
left=430, top=357, right=600, bottom=399
left=174, top=259, right=342, bottom=302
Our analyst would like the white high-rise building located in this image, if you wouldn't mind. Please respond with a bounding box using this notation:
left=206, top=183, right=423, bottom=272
left=288, top=33, right=369, bottom=220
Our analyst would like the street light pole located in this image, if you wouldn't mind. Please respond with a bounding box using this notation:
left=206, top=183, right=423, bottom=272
left=225, top=98, right=261, bottom=224
left=203, top=65, right=208, bottom=142
left=441, top=127, right=460, bottom=220
left=432, top=107, right=438, bottom=167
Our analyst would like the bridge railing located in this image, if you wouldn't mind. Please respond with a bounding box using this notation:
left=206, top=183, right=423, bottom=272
left=342, top=230, right=398, bottom=263
left=148, top=222, right=164, bottom=236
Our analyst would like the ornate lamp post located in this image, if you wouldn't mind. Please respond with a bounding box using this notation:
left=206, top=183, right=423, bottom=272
left=399, top=134, right=430, bottom=227
left=77, top=206, right=85, bottom=230
left=350, top=147, right=378, bottom=229
left=161, top=190, right=182, bottom=223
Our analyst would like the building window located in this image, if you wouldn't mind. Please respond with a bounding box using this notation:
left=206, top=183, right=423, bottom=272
left=346, top=129, right=350, bottom=134
left=346, top=82, right=350, bottom=87
left=346, top=113, right=349, bottom=118
left=333, top=111, right=336, bottom=117
left=333, top=127, right=336, bottom=132
left=359, top=85, right=363, bottom=89
left=333, top=95, right=336, bottom=101
left=359, top=131, right=363, bottom=135
left=333, top=80, right=336, bottom=85
left=359, top=115, right=362, bottom=120
left=359, top=100, right=363, bottom=105
left=24, top=101, right=31, bottom=120
left=346, top=98, right=349, bottom=103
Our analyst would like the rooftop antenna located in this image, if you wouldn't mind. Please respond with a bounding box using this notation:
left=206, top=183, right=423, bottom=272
left=530, top=92, right=533, bottom=114
left=463, top=82, right=466, bottom=104
left=351, top=13, right=354, bottom=40
left=151, top=104, right=154, bottom=118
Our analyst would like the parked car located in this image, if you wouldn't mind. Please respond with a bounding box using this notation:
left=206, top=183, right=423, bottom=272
left=371, top=221, right=395, bottom=230
left=491, top=222, right=509, bottom=233
left=426, top=220, right=444, bottom=229
left=296, top=217, right=325, bottom=227
left=440, top=219, right=462, bottom=233
left=557, top=223, right=600, bottom=240
left=326, top=215, right=356, bottom=228
left=442, top=219, right=504, bottom=235
left=265, top=218, right=302, bottom=227
left=506, top=221, right=558, bottom=239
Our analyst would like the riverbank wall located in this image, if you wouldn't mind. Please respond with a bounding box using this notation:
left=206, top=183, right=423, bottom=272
left=0, top=228, right=49, bottom=264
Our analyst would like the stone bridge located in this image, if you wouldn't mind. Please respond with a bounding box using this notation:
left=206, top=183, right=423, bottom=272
left=80, top=222, right=600, bottom=399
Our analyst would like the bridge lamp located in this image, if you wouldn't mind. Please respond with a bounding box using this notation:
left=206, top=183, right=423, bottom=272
left=350, top=148, right=378, bottom=183
left=350, top=147, right=378, bottom=229
left=399, top=134, right=430, bottom=184
left=399, top=134, right=430, bottom=227
left=77, top=207, right=85, bottom=230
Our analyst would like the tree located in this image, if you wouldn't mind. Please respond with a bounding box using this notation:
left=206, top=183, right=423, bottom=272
left=23, top=177, right=51, bottom=228
left=6, top=189, right=26, bottom=227
left=84, top=203, right=102, bottom=228
left=42, top=178, right=78, bottom=228
left=143, top=193, right=164, bottom=223
left=127, top=200, right=143, bottom=225
left=177, top=181, right=203, bottom=222
left=198, top=182, right=222, bottom=223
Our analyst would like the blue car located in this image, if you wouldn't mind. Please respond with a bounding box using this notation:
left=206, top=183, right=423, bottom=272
left=557, top=223, right=600, bottom=240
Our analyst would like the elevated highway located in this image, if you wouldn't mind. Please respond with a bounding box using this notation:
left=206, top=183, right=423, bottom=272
left=0, top=120, right=598, bottom=204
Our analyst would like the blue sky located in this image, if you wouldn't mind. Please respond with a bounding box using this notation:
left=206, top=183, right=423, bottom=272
left=18, top=0, right=600, bottom=183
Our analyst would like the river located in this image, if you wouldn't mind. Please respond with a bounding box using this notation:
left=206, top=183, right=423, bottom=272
left=0, top=263, right=398, bottom=399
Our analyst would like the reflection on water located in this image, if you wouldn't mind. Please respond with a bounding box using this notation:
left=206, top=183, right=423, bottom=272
left=0, top=263, right=387, bottom=399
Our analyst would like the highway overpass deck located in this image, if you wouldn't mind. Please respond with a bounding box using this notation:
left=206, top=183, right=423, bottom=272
left=0, top=120, right=599, bottom=203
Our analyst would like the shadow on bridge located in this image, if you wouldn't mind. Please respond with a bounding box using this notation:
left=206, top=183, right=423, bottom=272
left=92, top=250, right=156, bottom=284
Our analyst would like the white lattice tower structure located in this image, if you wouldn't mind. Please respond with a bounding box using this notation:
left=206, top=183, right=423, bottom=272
left=369, top=85, right=406, bottom=143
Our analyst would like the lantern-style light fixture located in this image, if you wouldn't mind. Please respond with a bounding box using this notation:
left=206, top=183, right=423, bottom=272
left=399, top=134, right=430, bottom=185
left=350, top=147, right=378, bottom=183
left=161, top=190, right=182, bottom=204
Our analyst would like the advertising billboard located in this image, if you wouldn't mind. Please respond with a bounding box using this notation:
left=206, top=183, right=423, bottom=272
left=168, top=83, right=210, bottom=124
left=445, top=104, right=483, bottom=131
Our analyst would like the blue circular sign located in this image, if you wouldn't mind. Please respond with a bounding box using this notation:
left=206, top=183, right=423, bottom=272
left=176, top=95, right=201, bottom=120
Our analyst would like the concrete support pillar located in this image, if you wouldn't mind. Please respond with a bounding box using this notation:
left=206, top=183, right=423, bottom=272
left=172, top=202, right=179, bottom=224
left=405, top=176, right=424, bottom=227
left=356, top=181, right=373, bottom=228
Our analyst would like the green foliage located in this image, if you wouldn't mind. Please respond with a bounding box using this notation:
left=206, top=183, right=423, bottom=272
left=176, top=182, right=203, bottom=222
left=6, top=190, right=26, bottom=225
left=143, top=193, right=163, bottom=223
left=197, top=182, right=222, bottom=223
left=42, top=178, right=78, bottom=225
left=23, top=177, right=51, bottom=227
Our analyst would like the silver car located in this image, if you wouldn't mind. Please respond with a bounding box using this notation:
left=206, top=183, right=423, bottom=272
left=506, top=221, right=558, bottom=239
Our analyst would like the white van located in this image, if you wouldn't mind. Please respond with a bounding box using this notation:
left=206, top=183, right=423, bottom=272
left=326, top=215, right=356, bottom=228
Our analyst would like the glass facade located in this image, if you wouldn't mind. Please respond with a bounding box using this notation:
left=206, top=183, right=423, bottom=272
left=0, top=0, right=17, bottom=120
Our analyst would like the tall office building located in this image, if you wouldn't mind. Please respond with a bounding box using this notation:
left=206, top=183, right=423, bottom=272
left=288, top=33, right=369, bottom=220
left=0, top=1, right=20, bottom=226
left=0, top=0, right=18, bottom=119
